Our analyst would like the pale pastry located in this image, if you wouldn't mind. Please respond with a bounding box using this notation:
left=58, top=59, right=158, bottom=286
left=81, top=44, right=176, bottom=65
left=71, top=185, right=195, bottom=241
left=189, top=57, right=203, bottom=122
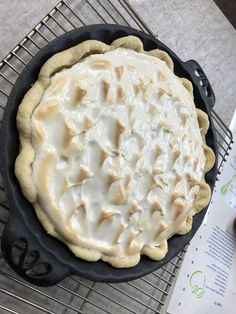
left=15, top=36, right=215, bottom=267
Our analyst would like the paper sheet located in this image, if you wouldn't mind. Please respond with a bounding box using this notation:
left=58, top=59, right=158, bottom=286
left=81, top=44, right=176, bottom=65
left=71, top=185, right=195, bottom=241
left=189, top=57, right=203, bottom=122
left=167, top=111, right=236, bottom=314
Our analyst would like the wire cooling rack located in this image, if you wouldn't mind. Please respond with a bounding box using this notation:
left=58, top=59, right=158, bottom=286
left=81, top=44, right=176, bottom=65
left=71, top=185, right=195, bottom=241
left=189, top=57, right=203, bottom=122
left=0, top=1, right=233, bottom=313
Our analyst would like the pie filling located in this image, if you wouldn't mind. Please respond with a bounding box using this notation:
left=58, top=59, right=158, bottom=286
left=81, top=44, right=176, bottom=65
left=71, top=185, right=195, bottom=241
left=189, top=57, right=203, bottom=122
left=31, top=47, right=205, bottom=259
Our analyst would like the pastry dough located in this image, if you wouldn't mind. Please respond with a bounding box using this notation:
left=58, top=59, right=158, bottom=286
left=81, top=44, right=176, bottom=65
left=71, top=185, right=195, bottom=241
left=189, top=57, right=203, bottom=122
left=15, top=36, right=215, bottom=267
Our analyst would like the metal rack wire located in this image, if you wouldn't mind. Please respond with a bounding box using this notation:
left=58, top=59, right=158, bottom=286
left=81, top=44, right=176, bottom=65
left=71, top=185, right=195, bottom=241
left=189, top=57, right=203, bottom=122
left=0, top=0, right=233, bottom=313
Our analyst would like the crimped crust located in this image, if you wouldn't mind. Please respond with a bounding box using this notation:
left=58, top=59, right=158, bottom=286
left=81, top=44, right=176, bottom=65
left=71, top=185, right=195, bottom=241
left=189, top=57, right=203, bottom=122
left=15, top=36, right=215, bottom=268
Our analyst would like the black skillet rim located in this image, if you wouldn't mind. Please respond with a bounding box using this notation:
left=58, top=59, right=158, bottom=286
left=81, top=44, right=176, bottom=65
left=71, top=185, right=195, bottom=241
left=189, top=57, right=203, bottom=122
left=0, top=24, right=218, bottom=286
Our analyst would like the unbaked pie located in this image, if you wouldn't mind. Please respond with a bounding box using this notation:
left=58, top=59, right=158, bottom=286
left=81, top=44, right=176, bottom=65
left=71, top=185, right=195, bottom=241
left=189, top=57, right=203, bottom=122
left=15, top=36, right=215, bottom=267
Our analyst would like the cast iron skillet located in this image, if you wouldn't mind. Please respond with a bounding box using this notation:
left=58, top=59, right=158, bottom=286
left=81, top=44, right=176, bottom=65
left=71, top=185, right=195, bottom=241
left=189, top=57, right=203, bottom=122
left=0, top=24, right=218, bottom=286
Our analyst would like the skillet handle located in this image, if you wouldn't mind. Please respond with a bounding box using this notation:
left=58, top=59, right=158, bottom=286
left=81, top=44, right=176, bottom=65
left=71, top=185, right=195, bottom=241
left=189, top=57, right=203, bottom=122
left=183, top=60, right=215, bottom=110
left=1, top=212, right=70, bottom=287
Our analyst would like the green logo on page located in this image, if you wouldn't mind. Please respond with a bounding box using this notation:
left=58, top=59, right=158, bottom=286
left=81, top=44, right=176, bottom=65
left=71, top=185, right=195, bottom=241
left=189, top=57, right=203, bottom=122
left=189, top=270, right=206, bottom=298
left=220, top=174, right=236, bottom=196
